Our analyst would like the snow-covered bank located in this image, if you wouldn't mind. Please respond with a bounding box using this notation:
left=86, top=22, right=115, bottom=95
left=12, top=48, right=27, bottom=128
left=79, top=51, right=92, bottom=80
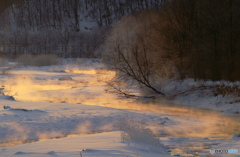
left=0, top=99, right=172, bottom=156
left=157, top=79, right=240, bottom=116
left=0, top=131, right=170, bottom=157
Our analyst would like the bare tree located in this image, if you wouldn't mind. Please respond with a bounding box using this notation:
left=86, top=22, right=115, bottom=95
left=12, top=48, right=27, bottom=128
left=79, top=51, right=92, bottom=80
left=102, top=13, right=166, bottom=97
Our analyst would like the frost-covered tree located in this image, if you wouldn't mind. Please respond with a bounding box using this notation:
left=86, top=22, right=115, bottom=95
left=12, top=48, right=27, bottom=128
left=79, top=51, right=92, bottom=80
left=102, top=11, right=173, bottom=96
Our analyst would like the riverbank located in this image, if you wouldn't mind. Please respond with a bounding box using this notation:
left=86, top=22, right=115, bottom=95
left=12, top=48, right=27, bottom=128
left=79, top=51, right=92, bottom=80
left=157, top=78, right=240, bottom=116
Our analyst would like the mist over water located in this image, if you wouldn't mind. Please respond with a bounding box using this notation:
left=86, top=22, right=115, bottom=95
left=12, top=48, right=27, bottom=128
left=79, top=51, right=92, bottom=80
left=2, top=68, right=240, bottom=141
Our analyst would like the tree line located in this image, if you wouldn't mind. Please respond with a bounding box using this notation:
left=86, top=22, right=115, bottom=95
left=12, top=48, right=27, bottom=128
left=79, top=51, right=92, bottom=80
left=157, top=0, right=240, bottom=81
left=103, top=0, right=240, bottom=97
left=0, top=0, right=165, bottom=58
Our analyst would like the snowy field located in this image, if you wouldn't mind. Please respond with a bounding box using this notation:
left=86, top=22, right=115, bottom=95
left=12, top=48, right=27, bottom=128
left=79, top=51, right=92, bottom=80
left=0, top=59, right=240, bottom=157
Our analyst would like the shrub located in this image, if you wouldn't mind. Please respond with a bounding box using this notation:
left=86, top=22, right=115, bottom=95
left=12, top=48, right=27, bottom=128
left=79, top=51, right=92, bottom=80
left=33, top=54, right=59, bottom=66
left=0, top=57, right=11, bottom=75
left=17, top=54, right=34, bottom=66
left=0, top=57, right=7, bottom=66
left=18, top=54, right=59, bottom=66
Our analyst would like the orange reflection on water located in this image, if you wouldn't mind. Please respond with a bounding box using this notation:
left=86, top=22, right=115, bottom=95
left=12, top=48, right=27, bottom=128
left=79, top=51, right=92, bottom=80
left=2, top=68, right=240, bottom=140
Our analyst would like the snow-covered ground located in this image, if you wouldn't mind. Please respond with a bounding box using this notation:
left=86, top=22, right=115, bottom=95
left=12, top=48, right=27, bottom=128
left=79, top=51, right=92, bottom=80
left=0, top=59, right=240, bottom=157
left=158, top=78, right=240, bottom=116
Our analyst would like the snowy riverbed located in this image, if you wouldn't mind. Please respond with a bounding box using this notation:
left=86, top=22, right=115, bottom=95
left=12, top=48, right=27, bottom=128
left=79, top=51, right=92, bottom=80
left=0, top=59, right=239, bottom=157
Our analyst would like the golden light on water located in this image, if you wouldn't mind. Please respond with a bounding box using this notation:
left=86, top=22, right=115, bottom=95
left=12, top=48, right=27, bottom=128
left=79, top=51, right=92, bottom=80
left=64, top=69, right=97, bottom=75
left=1, top=68, right=240, bottom=141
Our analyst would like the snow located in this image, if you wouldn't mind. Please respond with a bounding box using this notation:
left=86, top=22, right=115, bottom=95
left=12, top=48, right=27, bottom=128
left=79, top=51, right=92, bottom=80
left=1, top=131, right=171, bottom=157
left=0, top=100, right=171, bottom=156
left=158, top=78, right=240, bottom=115
left=0, top=58, right=239, bottom=156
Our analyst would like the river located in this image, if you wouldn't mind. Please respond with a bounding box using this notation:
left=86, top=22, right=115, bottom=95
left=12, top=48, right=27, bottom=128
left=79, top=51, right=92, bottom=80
left=2, top=66, right=240, bottom=156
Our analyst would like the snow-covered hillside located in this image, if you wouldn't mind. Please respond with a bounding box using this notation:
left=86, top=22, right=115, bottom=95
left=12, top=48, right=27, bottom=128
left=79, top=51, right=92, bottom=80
left=0, top=0, right=165, bottom=58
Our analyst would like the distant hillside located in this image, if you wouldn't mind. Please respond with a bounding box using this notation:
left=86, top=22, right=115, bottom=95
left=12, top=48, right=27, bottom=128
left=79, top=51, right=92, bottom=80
left=1, top=0, right=165, bottom=29
left=0, top=0, right=165, bottom=58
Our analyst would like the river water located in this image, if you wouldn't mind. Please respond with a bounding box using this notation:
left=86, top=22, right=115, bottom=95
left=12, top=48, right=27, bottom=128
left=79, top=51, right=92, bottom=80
left=2, top=67, right=240, bottom=156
